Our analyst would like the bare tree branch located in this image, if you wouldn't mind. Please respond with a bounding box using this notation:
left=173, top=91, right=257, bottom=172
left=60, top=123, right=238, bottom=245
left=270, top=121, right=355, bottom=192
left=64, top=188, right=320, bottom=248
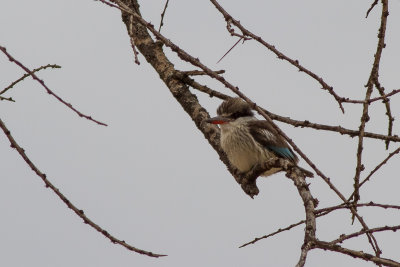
left=352, top=1, right=389, bottom=232
left=374, top=80, right=394, bottom=149
left=315, top=240, right=400, bottom=267
left=158, top=0, right=170, bottom=32
left=0, top=64, right=61, bottom=96
left=91, top=1, right=399, bottom=265
left=0, top=96, right=15, bottom=102
left=316, top=202, right=400, bottom=215
left=0, top=45, right=107, bottom=126
left=209, top=0, right=345, bottom=113
left=288, top=172, right=316, bottom=267
left=239, top=219, right=306, bottom=248
left=331, top=225, right=400, bottom=244
left=340, top=88, right=400, bottom=104
left=366, top=0, right=379, bottom=18
left=347, top=146, right=400, bottom=201
left=0, top=118, right=165, bottom=257
left=180, top=76, right=400, bottom=144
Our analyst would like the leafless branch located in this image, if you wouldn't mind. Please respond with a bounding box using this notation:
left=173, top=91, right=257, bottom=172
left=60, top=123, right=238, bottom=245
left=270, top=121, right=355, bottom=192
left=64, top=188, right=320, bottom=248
left=239, top=219, right=306, bottom=248
left=0, top=118, right=165, bottom=257
left=242, top=201, right=400, bottom=248
left=316, top=202, right=400, bottom=215
left=366, top=0, right=379, bottom=18
left=347, top=146, right=400, bottom=202
left=110, top=6, right=386, bottom=258
left=341, top=88, right=400, bottom=104
left=158, top=0, right=170, bottom=32
left=98, top=0, right=397, bottom=264
left=374, top=80, right=394, bottom=149
left=181, top=70, right=225, bottom=76
left=315, top=240, right=400, bottom=267
left=0, top=45, right=107, bottom=126
left=209, top=0, right=345, bottom=113
left=352, top=0, right=389, bottom=227
left=0, top=64, right=61, bottom=96
left=0, top=96, right=15, bottom=102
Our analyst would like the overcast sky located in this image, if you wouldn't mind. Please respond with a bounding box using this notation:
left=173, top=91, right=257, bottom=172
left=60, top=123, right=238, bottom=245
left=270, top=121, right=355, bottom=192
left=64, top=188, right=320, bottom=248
left=1, top=0, right=400, bottom=266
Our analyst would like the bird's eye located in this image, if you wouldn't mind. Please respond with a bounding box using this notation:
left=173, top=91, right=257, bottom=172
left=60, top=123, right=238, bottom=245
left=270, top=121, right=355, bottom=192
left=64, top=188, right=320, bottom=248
left=230, top=112, right=241, bottom=119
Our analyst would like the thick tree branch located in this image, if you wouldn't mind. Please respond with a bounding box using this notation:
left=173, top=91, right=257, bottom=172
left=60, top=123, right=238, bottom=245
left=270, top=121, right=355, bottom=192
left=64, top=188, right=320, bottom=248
left=179, top=76, right=400, bottom=145
left=107, top=4, right=382, bottom=254
left=331, top=225, right=400, bottom=244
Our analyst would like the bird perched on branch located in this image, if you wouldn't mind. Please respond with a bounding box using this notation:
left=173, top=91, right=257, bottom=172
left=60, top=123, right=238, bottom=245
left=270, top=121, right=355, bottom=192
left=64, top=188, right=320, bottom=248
left=206, top=97, right=302, bottom=177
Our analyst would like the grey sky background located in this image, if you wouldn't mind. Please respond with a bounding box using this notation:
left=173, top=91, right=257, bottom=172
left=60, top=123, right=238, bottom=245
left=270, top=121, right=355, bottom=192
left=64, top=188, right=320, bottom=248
left=1, top=0, right=400, bottom=266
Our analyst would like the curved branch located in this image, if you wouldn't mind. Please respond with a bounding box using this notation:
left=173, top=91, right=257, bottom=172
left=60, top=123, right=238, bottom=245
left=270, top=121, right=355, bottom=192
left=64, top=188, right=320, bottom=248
left=0, top=118, right=165, bottom=258
left=0, top=64, right=61, bottom=96
left=316, top=202, right=400, bottom=215
left=352, top=0, right=388, bottom=226
left=287, top=171, right=316, bottom=267
left=209, top=0, right=345, bottom=113
left=331, top=225, right=400, bottom=244
left=0, top=46, right=107, bottom=126
left=315, top=240, right=400, bottom=267
left=374, top=80, right=394, bottom=149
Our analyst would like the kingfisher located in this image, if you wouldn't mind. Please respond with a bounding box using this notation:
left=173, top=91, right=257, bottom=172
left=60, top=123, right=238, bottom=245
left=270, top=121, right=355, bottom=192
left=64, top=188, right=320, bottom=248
left=206, top=97, right=299, bottom=177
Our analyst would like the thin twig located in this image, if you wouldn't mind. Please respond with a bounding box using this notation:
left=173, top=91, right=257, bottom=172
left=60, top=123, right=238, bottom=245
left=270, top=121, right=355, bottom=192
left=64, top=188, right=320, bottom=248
left=241, top=201, right=400, bottom=248
left=331, top=225, right=400, bottom=244
left=95, top=0, right=119, bottom=8
left=209, top=0, right=345, bottom=113
left=315, top=202, right=400, bottom=215
left=360, top=146, right=400, bottom=188
left=287, top=172, right=316, bottom=267
left=225, top=18, right=252, bottom=40
left=0, top=46, right=107, bottom=126
left=0, top=96, right=15, bottom=102
left=217, top=37, right=243, bottom=63
left=352, top=0, right=389, bottom=235
left=158, top=0, right=170, bottom=32
left=239, top=220, right=305, bottom=248
left=347, top=146, right=400, bottom=201
left=0, top=64, right=61, bottom=96
left=374, top=80, right=394, bottom=149
left=129, top=16, right=141, bottom=65
left=315, top=240, right=400, bottom=267
left=112, top=7, right=390, bottom=247
left=366, top=0, right=379, bottom=18
left=0, top=118, right=165, bottom=257
left=180, top=76, right=400, bottom=143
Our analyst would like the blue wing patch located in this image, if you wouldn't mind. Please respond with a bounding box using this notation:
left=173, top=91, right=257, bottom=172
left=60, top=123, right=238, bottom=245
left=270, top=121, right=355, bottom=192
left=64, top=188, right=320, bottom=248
left=268, top=146, right=296, bottom=161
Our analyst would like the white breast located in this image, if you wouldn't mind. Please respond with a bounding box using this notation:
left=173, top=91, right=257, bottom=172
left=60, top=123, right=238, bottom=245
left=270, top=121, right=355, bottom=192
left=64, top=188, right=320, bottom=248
left=219, top=117, right=280, bottom=176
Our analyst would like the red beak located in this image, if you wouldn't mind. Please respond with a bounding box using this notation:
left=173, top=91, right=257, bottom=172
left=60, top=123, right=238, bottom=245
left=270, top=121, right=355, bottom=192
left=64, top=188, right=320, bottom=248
left=206, top=116, right=231, bottom=125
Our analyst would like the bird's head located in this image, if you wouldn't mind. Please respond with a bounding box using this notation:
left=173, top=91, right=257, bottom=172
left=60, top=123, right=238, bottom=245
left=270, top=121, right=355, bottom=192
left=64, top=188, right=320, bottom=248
left=206, top=98, right=254, bottom=125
